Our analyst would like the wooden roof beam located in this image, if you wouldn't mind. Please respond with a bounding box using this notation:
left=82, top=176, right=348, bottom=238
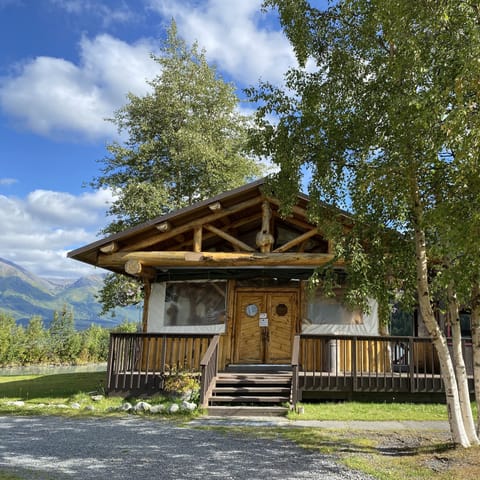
left=99, top=241, right=119, bottom=254
left=98, top=251, right=344, bottom=268
left=204, top=224, right=255, bottom=252
left=273, top=228, right=319, bottom=253
left=156, top=221, right=172, bottom=232
left=123, top=196, right=264, bottom=251
left=124, top=259, right=156, bottom=280
left=208, top=201, right=222, bottom=211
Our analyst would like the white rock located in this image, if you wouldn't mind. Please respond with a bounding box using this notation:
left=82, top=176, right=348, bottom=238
left=70, top=402, right=81, bottom=409
left=120, top=402, right=133, bottom=411
left=181, top=401, right=197, bottom=412
left=5, top=401, right=25, bottom=407
left=168, top=403, right=179, bottom=413
left=54, top=404, right=69, bottom=409
left=134, top=401, right=152, bottom=412
left=84, top=405, right=95, bottom=411
left=150, top=404, right=165, bottom=414
left=91, top=395, right=104, bottom=402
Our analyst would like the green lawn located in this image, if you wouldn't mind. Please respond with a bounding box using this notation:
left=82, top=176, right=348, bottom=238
left=287, top=400, right=470, bottom=421
left=0, top=372, right=106, bottom=401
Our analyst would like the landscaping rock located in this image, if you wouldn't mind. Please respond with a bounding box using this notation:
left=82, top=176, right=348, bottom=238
left=5, top=401, right=25, bottom=407
left=70, top=402, right=81, bottom=409
left=168, top=404, right=179, bottom=413
left=91, top=395, right=104, bottom=402
left=150, top=404, right=166, bottom=414
left=84, top=405, right=95, bottom=412
left=181, top=401, right=196, bottom=412
left=134, top=401, right=152, bottom=412
left=120, top=402, right=133, bottom=412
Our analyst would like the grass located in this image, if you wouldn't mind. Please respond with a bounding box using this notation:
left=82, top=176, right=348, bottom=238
left=0, top=473, right=21, bottom=480
left=0, top=372, right=201, bottom=418
left=286, top=400, right=471, bottom=421
left=0, top=372, right=106, bottom=400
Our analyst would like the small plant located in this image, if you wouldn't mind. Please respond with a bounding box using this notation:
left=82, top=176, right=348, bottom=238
left=163, top=371, right=200, bottom=401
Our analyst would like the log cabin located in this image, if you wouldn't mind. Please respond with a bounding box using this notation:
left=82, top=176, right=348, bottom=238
left=68, top=178, right=473, bottom=414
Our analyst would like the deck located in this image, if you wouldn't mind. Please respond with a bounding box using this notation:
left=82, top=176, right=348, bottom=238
left=106, top=333, right=474, bottom=405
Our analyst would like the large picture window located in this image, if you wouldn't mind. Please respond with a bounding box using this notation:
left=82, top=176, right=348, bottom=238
left=302, top=288, right=378, bottom=335
left=147, top=281, right=227, bottom=333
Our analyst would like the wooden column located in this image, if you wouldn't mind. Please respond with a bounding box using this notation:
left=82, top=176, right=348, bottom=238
left=193, top=226, right=203, bottom=253
left=256, top=200, right=275, bottom=253
left=142, top=279, right=152, bottom=332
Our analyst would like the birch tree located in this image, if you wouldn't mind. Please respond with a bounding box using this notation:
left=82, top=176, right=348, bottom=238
left=254, top=0, right=480, bottom=447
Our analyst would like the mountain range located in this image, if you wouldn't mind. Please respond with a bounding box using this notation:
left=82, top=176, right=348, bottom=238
left=0, top=257, right=142, bottom=329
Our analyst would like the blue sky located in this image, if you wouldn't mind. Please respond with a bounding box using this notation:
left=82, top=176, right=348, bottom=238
left=0, top=0, right=320, bottom=280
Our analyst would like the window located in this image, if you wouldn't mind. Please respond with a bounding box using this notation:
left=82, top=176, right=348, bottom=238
left=148, top=281, right=227, bottom=333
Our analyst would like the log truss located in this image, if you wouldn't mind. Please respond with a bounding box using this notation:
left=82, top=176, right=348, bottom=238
left=69, top=180, right=352, bottom=278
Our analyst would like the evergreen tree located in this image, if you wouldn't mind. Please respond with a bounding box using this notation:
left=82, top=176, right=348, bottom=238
left=24, top=315, right=49, bottom=364
left=49, top=305, right=81, bottom=363
left=91, top=21, right=263, bottom=314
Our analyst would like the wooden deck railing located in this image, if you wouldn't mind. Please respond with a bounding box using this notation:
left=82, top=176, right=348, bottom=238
left=298, top=334, right=474, bottom=396
left=107, top=333, right=214, bottom=393
left=199, top=334, right=220, bottom=408
left=291, top=334, right=301, bottom=411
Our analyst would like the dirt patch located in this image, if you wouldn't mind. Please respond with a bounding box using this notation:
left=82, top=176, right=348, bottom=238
left=337, top=429, right=480, bottom=479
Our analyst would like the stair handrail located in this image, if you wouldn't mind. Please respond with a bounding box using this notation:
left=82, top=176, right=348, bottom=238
left=199, top=334, right=220, bottom=408
left=291, top=334, right=301, bottom=411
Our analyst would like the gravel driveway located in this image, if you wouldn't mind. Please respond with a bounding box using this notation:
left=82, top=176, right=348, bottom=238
left=0, top=415, right=375, bottom=479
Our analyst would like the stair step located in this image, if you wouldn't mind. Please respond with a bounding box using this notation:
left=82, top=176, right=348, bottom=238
left=225, top=364, right=291, bottom=374
left=217, top=373, right=292, bottom=379
left=207, top=405, right=289, bottom=417
left=213, top=386, right=291, bottom=394
left=216, top=376, right=291, bottom=384
left=206, top=367, right=293, bottom=412
left=209, top=395, right=290, bottom=403
left=213, top=386, right=290, bottom=395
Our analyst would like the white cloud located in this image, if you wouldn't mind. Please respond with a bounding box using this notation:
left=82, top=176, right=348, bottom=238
left=0, top=177, right=17, bottom=186
left=0, top=189, right=115, bottom=278
left=50, top=0, right=137, bottom=27
left=148, top=0, right=296, bottom=86
left=0, top=35, right=160, bottom=140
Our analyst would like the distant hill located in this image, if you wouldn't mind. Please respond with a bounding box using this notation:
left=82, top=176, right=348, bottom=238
left=0, top=257, right=142, bottom=329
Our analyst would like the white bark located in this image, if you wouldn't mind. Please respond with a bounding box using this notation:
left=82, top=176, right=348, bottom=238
left=471, top=283, right=480, bottom=435
left=447, top=288, right=479, bottom=445
left=411, top=186, right=470, bottom=447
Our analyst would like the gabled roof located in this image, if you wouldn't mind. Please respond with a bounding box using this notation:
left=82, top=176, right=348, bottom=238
left=68, top=178, right=351, bottom=279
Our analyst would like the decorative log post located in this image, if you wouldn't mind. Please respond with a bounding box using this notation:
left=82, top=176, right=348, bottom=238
left=256, top=200, right=275, bottom=253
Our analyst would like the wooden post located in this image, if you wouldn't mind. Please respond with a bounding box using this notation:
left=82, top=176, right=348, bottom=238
left=409, top=336, right=415, bottom=393
left=256, top=200, right=275, bottom=253
left=351, top=337, right=357, bottom=393
left=193, top=226, right=202, bottom=253
left=142, top=279, right=151, bottom=332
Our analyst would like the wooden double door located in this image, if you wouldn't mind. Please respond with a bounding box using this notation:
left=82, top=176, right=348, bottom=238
left=234, top=289, right=298, bottom=364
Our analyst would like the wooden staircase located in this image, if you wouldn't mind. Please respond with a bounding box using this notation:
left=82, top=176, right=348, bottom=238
left=206, top=365, right=292, bottom=416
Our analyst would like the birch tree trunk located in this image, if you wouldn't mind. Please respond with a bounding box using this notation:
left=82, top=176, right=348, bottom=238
left=447, top=287, right=479, bottom=444
left=411, top=185, right=470, bottom=447
left=471, top=282, right=480, bottom=434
